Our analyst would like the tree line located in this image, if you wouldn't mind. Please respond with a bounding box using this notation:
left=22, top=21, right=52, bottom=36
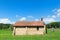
left=46, top=22, right=60, bottom=28
left=0, top=23, right=13, bottom=30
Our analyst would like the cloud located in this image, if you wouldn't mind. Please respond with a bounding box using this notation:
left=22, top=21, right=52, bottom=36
left=44, top=8, right=60, bottom=23
left=56, top=9, right=60, bottom=17
left=51, top=15, right=56, bottom=18
left=35, top=19, right=39, bottom=21
left=57, top=9, right=60, bottom=13
left=19, top=17, right=26, bottom=21
left=44, top=17, right=55, bottom=23
left=43, top=15, right=56, bottom=23
left=16, top=8, right=60, bottom=23
left=27, top=16, right=34, bottom=18
left=52, top=9, right=60, bottom=17
left=52, top=8, right=60, bottom=17
left=0, top=18, right=15, bottom=24
left=52, top=8, right=57, bottom=12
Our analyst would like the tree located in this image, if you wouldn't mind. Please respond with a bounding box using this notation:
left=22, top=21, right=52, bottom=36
left=46, top=22, right=60, bottom=28
left=0, top=23, right=13, bottom=30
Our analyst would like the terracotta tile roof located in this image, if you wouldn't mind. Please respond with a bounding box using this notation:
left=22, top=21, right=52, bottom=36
left=14, top=21, right=45, bottom=26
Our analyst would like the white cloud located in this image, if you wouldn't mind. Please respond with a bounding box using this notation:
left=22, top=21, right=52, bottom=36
left=51, top=15, right=56, bottom=18
left=52, top=8, right=60, bottom=17
left=35, top=19, right=39, bottom=21
left=56, top=9, right=60, bottom=17
left=57, top=13, right=60, bottom=17
left=27, top=16, right=34, bottom=18
left=44, top=8, right=60, bottom=23
left=44, top=17, right=55, bottom=23
left=19, top=17, right=26, bottom=21
left=0, top=18, right=15, bottom=24
left=57, top=9, right=60, bottom=13
left=52, top=8, right=57, bottom=12
left=9, top=21, right=15, bottom=24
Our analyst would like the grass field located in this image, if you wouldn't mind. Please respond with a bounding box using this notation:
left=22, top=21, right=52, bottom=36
left=0, top=29, right=60, bottom=40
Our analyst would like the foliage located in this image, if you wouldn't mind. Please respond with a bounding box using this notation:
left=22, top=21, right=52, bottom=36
left=46, top=22, right=60, bottom=28
left=0, top=23, right=13, bottom=30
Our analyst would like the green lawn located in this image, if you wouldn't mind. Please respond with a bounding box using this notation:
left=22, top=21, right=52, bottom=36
left=0, top=29, right=60, bottom=40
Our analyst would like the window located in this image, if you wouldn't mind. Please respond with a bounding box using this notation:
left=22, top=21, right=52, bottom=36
left=37, top=27, right=39, bottom=31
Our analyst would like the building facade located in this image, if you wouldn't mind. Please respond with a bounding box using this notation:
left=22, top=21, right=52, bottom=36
left=13, top=18, right=46, bottom=35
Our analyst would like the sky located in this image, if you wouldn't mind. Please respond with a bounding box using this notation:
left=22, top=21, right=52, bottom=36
left=0, top=0, right=60, bottom=24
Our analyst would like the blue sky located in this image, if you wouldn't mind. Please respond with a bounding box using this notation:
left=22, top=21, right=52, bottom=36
left=0, top=0, right=60, bottom=24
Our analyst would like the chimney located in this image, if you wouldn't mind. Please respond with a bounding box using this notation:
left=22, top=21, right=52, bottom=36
left=41, top=17, right=43, bottom=21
